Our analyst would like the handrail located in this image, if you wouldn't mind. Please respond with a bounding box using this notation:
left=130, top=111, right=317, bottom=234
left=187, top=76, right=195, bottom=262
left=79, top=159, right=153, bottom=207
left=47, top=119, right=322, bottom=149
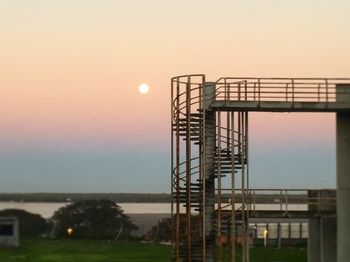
left=220, top=188, right=336, bottom=214
left=214, top=77, right=350, bottom=104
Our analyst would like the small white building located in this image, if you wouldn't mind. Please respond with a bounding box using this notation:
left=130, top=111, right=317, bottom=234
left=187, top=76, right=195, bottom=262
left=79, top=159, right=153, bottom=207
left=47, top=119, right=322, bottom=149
left=0, top=217, right=19, bottom=247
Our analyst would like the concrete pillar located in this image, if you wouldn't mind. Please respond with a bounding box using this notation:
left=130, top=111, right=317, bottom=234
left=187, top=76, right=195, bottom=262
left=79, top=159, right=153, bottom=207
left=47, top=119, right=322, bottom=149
left=203, top=82, right=216, bottom=261
left=321, top=217, right=337, bottom=262
left=308, top=218, right=321, bottom=262
left=277, top=223, right=281, bottom=248
left=336, top=84, right=350, bottom=262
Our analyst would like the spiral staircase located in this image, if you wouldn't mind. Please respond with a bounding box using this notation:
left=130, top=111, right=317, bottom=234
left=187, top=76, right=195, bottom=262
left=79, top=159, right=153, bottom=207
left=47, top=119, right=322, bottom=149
left=171, top=75, right=250, bottom=262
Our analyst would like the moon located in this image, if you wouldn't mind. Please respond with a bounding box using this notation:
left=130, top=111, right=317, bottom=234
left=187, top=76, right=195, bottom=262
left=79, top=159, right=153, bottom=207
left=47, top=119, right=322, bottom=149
left=138, top=83, right=149, bottom=94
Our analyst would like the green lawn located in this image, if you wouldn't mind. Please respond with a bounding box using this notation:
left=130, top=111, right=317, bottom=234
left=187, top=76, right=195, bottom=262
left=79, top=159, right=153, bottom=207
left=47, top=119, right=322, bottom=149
left=0, top=238, right=170, bottom=262
left=249, top=247, right=307, bottom=262
left=0, top=238, right=306, bottom=262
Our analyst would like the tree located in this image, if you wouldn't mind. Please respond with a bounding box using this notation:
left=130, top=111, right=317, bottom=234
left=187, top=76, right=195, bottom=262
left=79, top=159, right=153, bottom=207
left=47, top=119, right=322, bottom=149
left=0, top=209, right=48, bottom=236
left=51, top=200, right=137, bottom=239
left=146, top=217, right=171, bottom=242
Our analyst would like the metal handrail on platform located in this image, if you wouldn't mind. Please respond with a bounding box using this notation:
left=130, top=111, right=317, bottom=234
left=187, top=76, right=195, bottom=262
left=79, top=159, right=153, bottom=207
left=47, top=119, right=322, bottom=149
left=214, top=78, right=350, bottom=103
left=220, top=188, right=336, bottom=215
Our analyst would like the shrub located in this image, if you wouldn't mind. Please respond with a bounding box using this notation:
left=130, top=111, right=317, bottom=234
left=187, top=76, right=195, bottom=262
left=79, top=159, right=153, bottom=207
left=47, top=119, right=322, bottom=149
left=51, top=200, right=138, bottom=239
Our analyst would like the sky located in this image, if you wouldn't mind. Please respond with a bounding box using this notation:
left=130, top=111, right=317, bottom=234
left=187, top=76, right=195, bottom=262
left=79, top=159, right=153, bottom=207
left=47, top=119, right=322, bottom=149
left=0, top=0, right=349, bottom=193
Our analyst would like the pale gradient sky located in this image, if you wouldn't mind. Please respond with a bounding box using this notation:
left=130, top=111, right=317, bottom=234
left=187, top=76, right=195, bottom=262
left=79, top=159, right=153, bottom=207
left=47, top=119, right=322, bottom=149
left=0, top=0, right=349, bottom=192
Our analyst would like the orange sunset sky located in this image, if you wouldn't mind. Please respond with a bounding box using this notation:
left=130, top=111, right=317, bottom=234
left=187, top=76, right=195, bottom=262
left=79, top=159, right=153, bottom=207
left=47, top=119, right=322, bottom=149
left=0, top=1, right=349, bottom=192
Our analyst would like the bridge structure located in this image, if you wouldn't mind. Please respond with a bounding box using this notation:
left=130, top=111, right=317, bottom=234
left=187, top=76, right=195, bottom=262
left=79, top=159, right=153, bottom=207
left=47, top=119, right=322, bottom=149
left=171, top=75, right=350, bottom=262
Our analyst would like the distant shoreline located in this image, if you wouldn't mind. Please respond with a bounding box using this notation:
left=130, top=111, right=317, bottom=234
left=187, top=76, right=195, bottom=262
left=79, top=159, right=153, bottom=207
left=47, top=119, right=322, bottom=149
left=0, top=192, right=311, bottom=204
left=0, top=193, right=171, bottom=203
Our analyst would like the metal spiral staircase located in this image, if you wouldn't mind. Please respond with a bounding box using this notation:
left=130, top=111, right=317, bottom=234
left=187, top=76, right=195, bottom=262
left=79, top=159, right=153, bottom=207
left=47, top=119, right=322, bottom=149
left=171, top=75, right=250, bottom=262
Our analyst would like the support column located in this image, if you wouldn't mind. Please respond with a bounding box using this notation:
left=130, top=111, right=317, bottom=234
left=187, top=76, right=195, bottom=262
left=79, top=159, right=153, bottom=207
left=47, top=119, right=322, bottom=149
left=308, top=218, right=321, bottom=262
left=336, top=84, right=350, bottom=262
left=321, top=217, right=337, bottom=262
left=203, top=82, right=216, bottom=261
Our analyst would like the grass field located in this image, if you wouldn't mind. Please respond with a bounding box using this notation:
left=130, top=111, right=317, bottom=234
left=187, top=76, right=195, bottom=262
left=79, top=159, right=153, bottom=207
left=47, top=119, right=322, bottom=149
left=0, top=238, right=306, bottom=262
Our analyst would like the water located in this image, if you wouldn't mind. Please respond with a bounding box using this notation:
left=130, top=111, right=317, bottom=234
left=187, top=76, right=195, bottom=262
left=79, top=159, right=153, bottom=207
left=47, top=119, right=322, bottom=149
left=0, top=202, right=307, bottom=218
left=0, top=202, right=171, bottom=218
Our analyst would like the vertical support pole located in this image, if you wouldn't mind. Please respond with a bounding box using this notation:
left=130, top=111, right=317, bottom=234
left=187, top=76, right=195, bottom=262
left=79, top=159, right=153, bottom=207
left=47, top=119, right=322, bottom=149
left=277, top=223, right=281, bottom=248
left=320, top=217, right=337, bottom=262
left=185, top=80, right=192, bottom=261
left=336, top=84, right=350, bottom=262
left=288, top=222, right=291, bottom=239
left=231, top=112, right=236, bottom=262
left=203, top=82, right=216, bottom=262
left=171, top=80, right=174, bottom=259
left=170, top=79, right=175, bottom=261
left=245, top=111, right=250, bottom=262
left=217, top=112, right=222, bottom=262
left=308, top=218, right=321, bottom=262
left=239, top=111, right=249, bottom=262
left=175, top=80, right=181, bottom=261
left=238, top=111, right=246, bottom=262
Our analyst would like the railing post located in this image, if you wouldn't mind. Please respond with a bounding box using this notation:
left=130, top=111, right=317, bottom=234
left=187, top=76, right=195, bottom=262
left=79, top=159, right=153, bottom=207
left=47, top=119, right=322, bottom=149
left=253, top=83, right=256, bottom=101
left=285, top=190, right=289, bottom=215
left=258, top=79, right=261, bottom=102
left=228, top=83, right=231, bottom=101
left=317, top=191, right=320, bottom=215
left=325, top=79, right=329, bottom=102
left=280, top=190, right=283, bottom=211
left=291, top=79, right=295, bottom=103
left=253, top=190, right=256, bottom=214
left=238, top=82, right=241, bottom=101
left=224, top=78, right=227, bottom=101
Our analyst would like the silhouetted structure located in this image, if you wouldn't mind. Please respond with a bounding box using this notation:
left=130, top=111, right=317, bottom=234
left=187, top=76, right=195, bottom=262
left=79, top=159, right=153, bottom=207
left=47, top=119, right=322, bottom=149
left=0, top=217, right=19, bottom=247
left=171, top=75, right=350, bottom=262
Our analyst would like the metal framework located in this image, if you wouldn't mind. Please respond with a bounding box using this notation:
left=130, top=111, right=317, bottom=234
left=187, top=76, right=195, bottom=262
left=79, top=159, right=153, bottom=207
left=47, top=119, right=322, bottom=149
left=171, top=75, right=350, bottom=262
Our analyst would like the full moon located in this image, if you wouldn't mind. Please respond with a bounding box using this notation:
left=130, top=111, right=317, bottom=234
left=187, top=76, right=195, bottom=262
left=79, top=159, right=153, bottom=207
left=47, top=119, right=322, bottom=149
left=138, top=83, right=149, bottom=94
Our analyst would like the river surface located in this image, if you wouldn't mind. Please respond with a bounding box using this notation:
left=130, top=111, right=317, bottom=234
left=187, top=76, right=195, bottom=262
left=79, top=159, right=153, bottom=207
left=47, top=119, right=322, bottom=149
left=0, top=202, right=307, bottom=218
left=0, top=202, right=171, bottom=218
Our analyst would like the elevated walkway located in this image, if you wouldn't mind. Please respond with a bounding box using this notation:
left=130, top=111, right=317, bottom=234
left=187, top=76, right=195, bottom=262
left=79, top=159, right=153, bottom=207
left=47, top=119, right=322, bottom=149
left=211, top=77, right=350, bottom=112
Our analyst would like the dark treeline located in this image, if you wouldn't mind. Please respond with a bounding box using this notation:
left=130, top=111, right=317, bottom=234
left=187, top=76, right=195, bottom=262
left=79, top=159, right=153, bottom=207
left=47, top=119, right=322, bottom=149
left=0, top=193, right=171, bottom=203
